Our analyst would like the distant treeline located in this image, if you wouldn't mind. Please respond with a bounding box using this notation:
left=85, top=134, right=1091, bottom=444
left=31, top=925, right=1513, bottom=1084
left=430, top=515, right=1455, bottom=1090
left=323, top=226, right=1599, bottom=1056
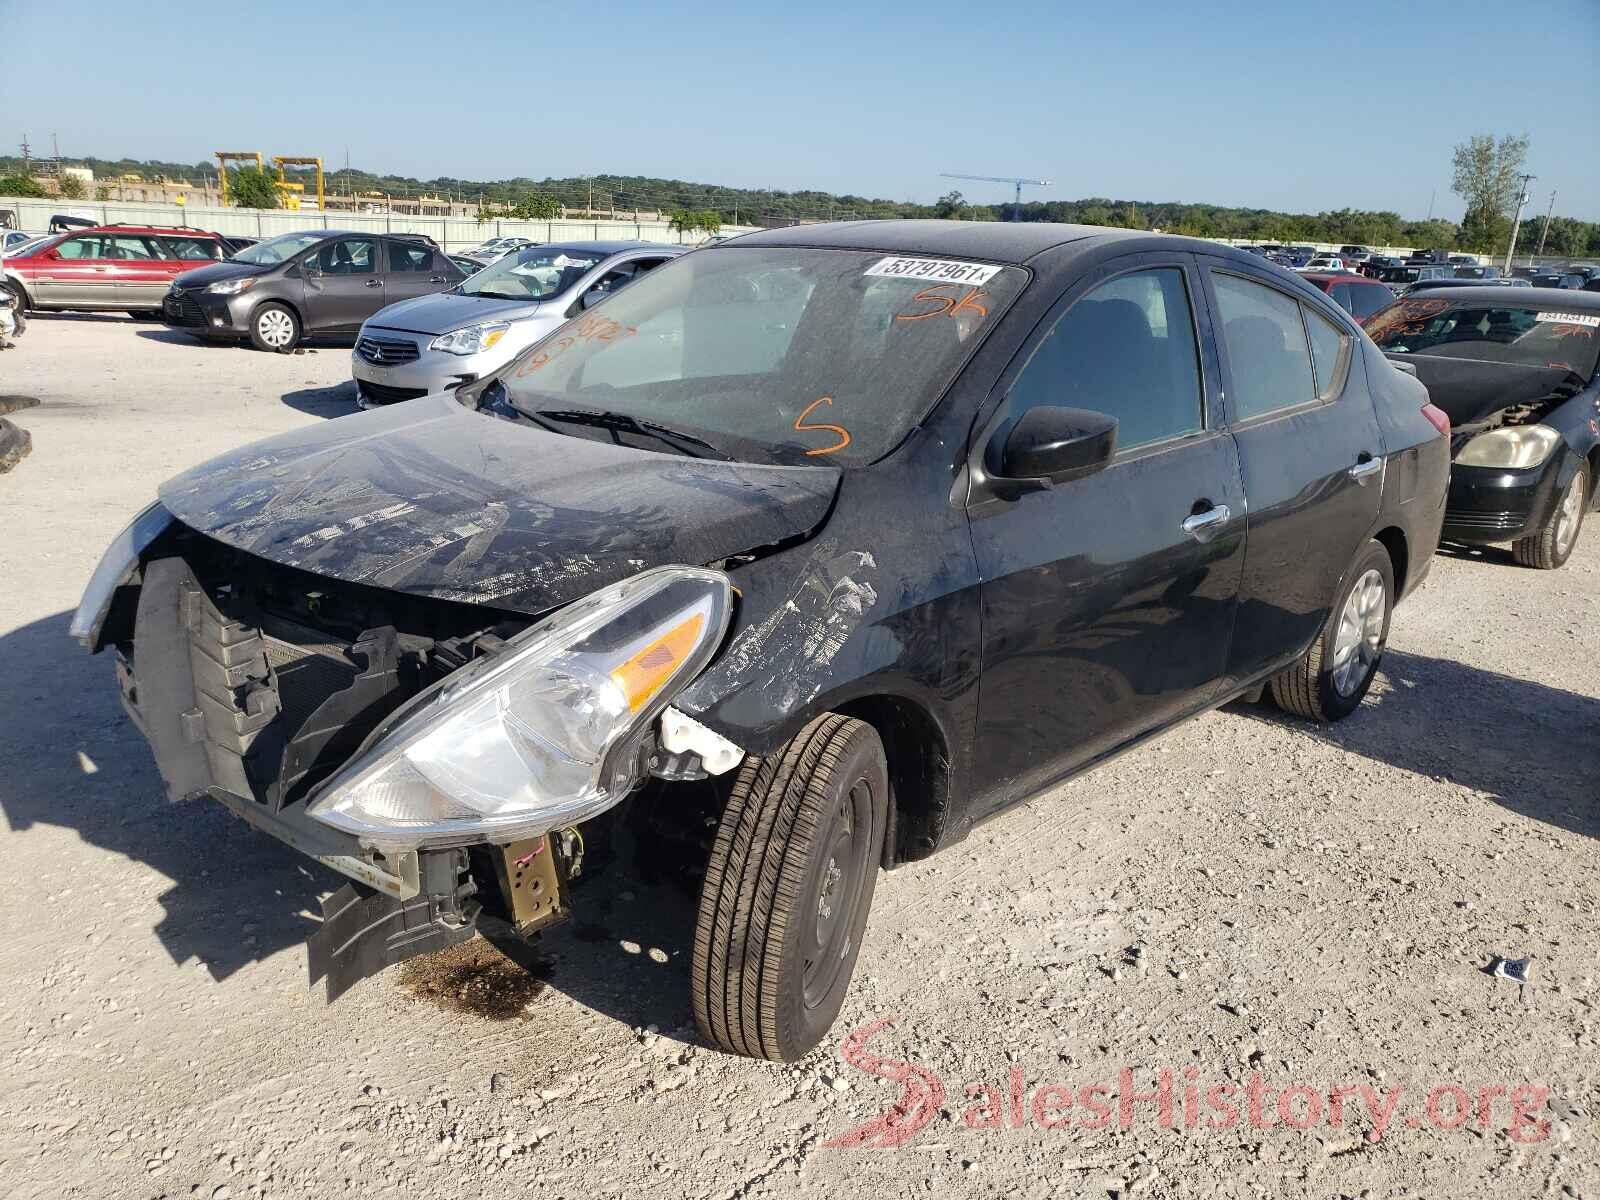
left=5, top=155, right=1597, bottom=257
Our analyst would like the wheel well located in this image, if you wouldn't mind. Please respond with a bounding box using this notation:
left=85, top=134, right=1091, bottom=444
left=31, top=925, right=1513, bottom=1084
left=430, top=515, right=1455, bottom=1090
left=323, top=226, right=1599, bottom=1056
left=1374, top=525, right=1408, bottom=597
left=835, top=694, right=951, bottom=867
left=1587, top=447, right=1599, bottom=501
left=250, top=296, right=302, bottom=328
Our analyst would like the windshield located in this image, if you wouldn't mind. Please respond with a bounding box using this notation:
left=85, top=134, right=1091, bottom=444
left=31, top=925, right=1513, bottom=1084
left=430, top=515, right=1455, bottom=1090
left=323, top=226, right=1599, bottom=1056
left=498, top=245, right=1028, bottom=466
left=1366, top=298, right=1600, bottom=380
left=459, top=246, right=606, bottom=301
left=232, top=232, right=328, bottom=265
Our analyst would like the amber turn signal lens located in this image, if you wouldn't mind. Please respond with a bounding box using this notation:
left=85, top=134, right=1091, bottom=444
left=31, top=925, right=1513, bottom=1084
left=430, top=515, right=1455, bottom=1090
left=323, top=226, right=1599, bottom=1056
left=610, top=613, right=706, bottom=711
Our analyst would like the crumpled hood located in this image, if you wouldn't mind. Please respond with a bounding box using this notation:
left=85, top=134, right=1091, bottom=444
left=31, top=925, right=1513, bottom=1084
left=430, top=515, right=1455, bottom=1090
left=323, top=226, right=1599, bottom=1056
left=363, top=290, right=542, bottom=335
left=157, top=395, right=841, bottom=615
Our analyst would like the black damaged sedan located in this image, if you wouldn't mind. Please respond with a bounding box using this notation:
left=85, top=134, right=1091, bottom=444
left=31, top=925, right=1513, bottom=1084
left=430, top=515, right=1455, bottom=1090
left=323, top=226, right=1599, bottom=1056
left=73, top=223, right=1449, bottom=1060
left=1364, top=288, right=1600, bottom=569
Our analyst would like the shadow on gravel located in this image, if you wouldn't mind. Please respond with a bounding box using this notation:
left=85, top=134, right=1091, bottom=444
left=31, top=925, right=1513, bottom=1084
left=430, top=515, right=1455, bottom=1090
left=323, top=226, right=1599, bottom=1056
left=0, top=610, right=329, bottom=982
left=282, top=381, right=360, bottom=419
left=134, top=329, right=205, bottom=346
left=1233, top=649, right=1600, bottom=840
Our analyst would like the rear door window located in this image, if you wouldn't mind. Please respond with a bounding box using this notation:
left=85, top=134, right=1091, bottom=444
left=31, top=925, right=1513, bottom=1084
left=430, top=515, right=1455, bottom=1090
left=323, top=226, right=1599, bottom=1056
left=388, top=241, right=434, bottom=272
left=1212, top=272, right=1318, bottom=421
left=162, top=236, right=222, bottom=261
left=1009, top=266, right=1204, bottom=451
left=1302, top=305, right=1350, bottom=399
left=105, top=236, right=161, bottom=260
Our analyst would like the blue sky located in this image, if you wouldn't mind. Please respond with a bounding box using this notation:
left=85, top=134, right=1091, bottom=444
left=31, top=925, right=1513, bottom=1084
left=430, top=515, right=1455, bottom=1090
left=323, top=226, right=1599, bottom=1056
left=4, top=0, right=1597, bottom=220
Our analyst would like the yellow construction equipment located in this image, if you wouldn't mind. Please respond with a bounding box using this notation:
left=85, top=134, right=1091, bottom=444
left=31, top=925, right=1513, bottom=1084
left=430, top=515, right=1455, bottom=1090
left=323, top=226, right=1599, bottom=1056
left=215, top=151, right=264, bottom=206
left=272, top=156, right=324, bottom=211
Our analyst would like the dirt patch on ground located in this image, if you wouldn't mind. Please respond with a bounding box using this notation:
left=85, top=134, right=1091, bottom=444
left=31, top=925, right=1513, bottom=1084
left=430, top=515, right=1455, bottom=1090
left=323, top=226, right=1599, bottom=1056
left=398, top=939, right=550, bottom=1021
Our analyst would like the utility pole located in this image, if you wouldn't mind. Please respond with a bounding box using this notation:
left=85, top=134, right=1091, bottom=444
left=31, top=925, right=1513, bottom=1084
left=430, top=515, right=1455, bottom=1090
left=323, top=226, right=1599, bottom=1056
left=1534, top=190, right=1557, bottom=262
left=1503, top=173, right=1535, bottom=272
left=1426, top=189, right=1435, bottom=221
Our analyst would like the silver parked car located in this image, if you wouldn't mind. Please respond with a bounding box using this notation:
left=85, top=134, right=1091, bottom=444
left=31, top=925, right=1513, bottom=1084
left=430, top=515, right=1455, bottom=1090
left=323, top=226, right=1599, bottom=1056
left=352, top=241, right=683, bottom=405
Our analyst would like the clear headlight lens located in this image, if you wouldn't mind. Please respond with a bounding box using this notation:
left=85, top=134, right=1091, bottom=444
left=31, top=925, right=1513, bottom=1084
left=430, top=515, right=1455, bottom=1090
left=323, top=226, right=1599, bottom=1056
left=1455, top=424, right=1563, bottom=469
left=206, top=276, right=256, bottom=295
left=431, top=322, right=511, bottom=356
left=70, top=501, right=174, bottom=648
left=307, top=566, right=732, bottom=849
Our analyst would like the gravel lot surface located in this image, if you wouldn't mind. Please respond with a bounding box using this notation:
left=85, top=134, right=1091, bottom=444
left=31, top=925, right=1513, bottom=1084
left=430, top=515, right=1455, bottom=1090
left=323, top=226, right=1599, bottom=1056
left=2, top=315, right=1597, bottom=1200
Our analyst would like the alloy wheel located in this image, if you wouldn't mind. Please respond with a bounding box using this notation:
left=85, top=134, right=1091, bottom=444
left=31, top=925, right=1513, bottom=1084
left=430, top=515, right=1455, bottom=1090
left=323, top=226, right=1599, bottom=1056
left=1554, top=472, right=1585, bottom=558
left=1330, top=568, right=1386, bottom=698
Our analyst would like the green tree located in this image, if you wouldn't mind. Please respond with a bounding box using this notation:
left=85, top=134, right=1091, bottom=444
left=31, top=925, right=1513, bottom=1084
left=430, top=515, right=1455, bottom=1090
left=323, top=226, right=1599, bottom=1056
left=933, top=190, right=966, bottom=219
left=57, top=173, right=86, bottom=200
left=227, top=166, right=282, bottom=209
left=0, top=175, right=46, bottom=198
left=1451, top=133, right=1528, bottom=253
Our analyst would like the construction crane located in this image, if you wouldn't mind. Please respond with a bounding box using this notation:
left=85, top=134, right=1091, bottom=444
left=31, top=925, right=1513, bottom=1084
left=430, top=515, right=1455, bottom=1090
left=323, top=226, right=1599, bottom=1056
left=215, top=152, right=263, bottom=206
left=272, top=156, right=325, bottom=211
left=941, top=173, right=1051, bottom=217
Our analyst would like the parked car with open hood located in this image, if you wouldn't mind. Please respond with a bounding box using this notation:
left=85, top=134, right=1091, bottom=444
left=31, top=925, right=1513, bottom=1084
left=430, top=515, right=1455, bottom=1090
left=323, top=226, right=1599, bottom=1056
left=162, top=230, right=465, bottom=352
left=351, top=241, right=682, bottom=406
left=72, top=222, right=1448, bottom=1061
left=1366, top=288, right=1600, bottom=568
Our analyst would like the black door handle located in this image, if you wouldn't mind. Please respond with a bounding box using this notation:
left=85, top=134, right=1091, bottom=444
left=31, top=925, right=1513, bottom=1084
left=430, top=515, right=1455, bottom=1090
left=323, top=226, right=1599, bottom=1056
left=364, top=279, right=383, bottom=288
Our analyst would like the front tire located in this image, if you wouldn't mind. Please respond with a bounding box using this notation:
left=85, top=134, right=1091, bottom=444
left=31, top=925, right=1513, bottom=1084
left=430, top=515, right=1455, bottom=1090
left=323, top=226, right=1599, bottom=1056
left=1513, top=461, right=1587, bottom=570
left=3, top=282, right=30, bottom=314
left=1270, top=539, right=1394, bottom=722
left=248, top=302, right=300, bottom=353
left=692, top=713, right=888, bottom=1061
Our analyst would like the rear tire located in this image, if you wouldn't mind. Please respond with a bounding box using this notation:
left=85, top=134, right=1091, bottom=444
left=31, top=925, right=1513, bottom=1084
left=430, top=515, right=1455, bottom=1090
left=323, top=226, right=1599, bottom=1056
left=1270, top=540, right=1394, bottom=722
left=248, top=302, right=300, bottom=353
left=1513, top=461, right=1586, bottom=570
left=691, top=713, right=888, bottom=1062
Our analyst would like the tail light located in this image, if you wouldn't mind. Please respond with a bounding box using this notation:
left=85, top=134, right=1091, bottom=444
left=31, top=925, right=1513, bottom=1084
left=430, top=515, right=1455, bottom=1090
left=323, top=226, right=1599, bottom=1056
left=1421, top=403, right=1450, bottom=437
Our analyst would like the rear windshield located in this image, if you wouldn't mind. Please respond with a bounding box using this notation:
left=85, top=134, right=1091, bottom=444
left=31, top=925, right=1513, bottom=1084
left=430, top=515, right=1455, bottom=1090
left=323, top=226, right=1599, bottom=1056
left=1366, top=298, right=1600, bottom=380
left=498, top=246, right=1027, bottom=465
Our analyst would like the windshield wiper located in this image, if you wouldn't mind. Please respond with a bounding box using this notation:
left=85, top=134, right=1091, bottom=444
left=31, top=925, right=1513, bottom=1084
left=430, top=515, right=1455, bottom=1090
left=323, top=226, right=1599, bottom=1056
left=532, top=408, right=731, bottom=460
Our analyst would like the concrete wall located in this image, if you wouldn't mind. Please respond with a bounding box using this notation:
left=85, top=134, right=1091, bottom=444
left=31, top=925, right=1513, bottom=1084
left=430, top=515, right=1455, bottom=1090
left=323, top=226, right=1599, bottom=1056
left=0, top=195, right=759, bottom=252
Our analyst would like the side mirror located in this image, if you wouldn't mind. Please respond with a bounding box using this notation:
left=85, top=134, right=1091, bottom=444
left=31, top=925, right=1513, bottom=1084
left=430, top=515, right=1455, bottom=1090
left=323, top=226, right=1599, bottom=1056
left=998, top=406, right=1117, bottom=484
left=580, top=287, right=607, bottom=310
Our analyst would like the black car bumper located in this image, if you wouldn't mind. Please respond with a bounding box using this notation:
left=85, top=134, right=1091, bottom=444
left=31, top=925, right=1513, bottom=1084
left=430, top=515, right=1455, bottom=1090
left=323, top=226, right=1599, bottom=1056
left=1441, top=456, right=1564, bottom=544
left=162, top=288, right=248, bottom=335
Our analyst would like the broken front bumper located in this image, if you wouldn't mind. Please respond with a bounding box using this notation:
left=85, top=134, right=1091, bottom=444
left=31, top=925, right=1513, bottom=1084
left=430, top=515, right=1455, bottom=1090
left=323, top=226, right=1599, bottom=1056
left=119, top=554, right=490, bottom=1000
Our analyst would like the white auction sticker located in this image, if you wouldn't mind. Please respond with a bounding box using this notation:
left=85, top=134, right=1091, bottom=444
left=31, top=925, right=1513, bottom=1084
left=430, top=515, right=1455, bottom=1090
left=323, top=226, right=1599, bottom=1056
left=864, top=256, right=1003, bottom=287
left=1535, top=311, right=1600, bottom=327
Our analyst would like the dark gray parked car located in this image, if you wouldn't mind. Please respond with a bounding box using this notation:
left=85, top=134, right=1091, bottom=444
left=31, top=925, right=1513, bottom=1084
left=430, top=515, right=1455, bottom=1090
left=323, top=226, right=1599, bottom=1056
left=162, top=230, right=466, bottom=352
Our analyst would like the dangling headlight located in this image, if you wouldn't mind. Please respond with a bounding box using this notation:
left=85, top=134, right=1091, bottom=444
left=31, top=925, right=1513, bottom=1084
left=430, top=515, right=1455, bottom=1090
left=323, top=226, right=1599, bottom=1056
left=307, top=566, right=732, bottom=849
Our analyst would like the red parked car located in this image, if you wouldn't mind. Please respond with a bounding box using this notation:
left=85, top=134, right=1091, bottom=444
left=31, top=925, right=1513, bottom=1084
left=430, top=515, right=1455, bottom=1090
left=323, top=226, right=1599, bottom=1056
left=1, top=224, right=229, bottom=319
left=1299, top=271, right=1395, bottom=323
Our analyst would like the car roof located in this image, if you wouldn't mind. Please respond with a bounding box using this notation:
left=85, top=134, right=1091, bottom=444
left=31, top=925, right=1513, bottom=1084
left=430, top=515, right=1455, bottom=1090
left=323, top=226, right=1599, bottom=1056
left=82, top=224, right=220, bottom=236
left=725, top=220, right=1138, bottom=265
left=539, top=240, right=679, bottom=255
left=1413, top=285, right=1600, bottom=308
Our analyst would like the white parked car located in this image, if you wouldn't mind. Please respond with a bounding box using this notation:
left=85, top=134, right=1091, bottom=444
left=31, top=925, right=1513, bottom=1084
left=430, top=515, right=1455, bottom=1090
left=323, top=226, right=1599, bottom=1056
left=1305, top=256, right=1348, bottom=272
left=352, top=241, right=684, bottom=405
